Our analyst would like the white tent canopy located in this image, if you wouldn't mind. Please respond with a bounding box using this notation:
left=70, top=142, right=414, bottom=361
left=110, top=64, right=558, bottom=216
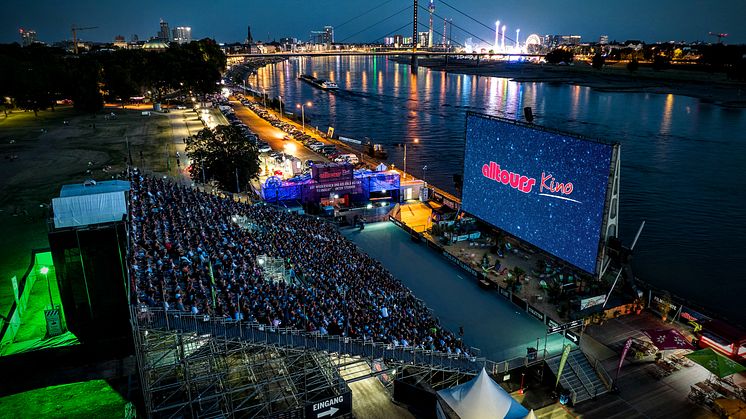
left=53, top=191, right=127, bottom=228
left=436, top=368, right=530, bottom=419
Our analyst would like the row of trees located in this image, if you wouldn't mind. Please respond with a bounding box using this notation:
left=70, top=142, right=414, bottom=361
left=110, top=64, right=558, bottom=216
left=0, top=39, right=226, bottom=115
left=548, top=44, right=746, bottom=80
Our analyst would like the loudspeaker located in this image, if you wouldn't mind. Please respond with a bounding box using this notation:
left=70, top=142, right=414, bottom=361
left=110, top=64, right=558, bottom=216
left=523, top=107, right=534, bottom=123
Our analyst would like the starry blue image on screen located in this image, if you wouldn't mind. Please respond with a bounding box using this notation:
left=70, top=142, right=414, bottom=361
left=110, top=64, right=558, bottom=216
left=461, top=115, right=614, bottom=274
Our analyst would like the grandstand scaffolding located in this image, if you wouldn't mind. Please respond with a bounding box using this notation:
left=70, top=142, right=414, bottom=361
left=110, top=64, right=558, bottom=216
left=131, top=306, right=350, bottom=418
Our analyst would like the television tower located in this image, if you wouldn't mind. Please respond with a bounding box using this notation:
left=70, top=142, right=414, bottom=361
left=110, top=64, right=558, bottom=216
left=428, top=0, right=435, bottom=48
left=516, top=28, right=520, bottom=49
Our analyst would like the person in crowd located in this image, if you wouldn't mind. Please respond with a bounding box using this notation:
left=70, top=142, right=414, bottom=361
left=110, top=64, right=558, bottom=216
left=129, top=173, right=467, bottom=355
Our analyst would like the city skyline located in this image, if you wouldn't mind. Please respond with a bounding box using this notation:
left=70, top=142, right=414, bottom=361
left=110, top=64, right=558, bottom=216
left=2, top=0, right=746, bottom=45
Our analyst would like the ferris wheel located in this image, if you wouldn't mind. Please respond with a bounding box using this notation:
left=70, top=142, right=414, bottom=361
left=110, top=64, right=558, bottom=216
left=525, top=34, right=541, bottom=47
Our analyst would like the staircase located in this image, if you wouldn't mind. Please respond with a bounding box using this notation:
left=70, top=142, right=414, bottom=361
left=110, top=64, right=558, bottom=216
left=547, top=349, right=609, bottom=404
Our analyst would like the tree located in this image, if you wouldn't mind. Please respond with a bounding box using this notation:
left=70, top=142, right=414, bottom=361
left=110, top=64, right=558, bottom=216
left=627, top=59, right=639, bottom=72
left=186, top=125, right=260, bottom=193
left=545, top=48, right=574, bottom=64
left=68, top=56, right=104, bottom=113
left=591, top=53, right=605, bottom=70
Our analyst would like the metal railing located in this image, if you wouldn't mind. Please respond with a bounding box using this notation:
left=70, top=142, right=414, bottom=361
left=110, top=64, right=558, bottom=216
left=593, top=358, right=613, bottom=391
left=567, top=354, right=595, bottom=398
left=133, top=306, right=546, bottom=375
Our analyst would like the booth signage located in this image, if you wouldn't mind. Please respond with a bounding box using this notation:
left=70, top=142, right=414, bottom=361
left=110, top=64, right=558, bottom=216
left=431, top=191, right=460, bottom=210
left=547, top=319, right=583, bottom=335
left=679, top=306, right=709, bottom=323
left=312, top=164, right=353, bottom=182
left=546, top=318, right=560, bottom=329
left=305, top=391, right=352, bottom=419
left=499, top=287, right=511, bottom=299
left=308, top=179, right=361, bottom=195
left=527, top=305, right=545, bottom=321
left=580, top=295, right=607, bottom=310
left=442, top=250, right=480, bottom=278
left=651, top=293, right=680, bottom=315
left=389, top=217, right=404, bottom=228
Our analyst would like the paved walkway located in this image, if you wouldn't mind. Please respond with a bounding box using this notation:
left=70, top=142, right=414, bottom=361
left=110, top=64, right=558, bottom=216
left=570, top=312, right=718, bottom=418
left=342, top=222, right=568, bottom=362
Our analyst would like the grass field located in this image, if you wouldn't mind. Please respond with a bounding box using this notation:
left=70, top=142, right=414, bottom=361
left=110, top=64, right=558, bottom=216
left=0, top=379, right=129, bottom=419
left=0, top=106, right=177, bottom=324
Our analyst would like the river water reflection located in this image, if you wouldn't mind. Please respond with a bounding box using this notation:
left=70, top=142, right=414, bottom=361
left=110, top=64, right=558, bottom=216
left=248, top=56, right=746, bottom=322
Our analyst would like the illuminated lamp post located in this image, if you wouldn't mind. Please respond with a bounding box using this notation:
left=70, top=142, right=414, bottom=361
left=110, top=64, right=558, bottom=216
left=296, top=101, right=312, bottom=132
left=502, top=25, right=506, bottom=52
left=262, top=89, right=267, bottom=108
left=278, top=95, right=283, bottom=120
left=40, top=266, right=53, bottom=307
left=494, top=20, right=500, bottom=51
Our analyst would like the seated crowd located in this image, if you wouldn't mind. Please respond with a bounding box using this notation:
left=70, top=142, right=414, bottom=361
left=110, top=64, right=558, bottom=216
left=130, top=174, right=468, bottom=355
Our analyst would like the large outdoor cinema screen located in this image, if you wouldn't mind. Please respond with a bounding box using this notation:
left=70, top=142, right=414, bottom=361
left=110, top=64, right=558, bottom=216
left=461, top=114, right=614, bottom=274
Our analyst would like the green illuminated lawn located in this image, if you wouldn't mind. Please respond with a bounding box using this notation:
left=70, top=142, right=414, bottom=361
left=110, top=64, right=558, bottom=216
left=0, top=379, right=129, bottom=418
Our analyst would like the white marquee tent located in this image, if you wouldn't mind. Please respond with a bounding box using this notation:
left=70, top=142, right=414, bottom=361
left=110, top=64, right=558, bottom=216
left=436, top=368, right=532, bottom=419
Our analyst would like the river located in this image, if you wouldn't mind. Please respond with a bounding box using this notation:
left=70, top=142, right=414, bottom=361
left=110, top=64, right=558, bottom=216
left=246, top=56, right=746, bottom=323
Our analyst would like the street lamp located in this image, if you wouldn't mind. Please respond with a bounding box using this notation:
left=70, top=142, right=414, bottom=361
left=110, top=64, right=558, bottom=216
left=296, top=101, right=312, bottom=132
left=262, top=89, right=267, bottom=108
left=40, top=266, right=53, bottom=307
left=278, top=95, right=283, bottom=120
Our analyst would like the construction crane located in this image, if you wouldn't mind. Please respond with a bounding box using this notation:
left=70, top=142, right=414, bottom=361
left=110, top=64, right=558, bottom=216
left=708, top=32, right=728, bottom=44
left=72, top=25, right=98, bottom=54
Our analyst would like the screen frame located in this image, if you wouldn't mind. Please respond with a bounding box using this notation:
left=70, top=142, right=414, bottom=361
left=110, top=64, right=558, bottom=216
left=461, top=112, right=620, bottom=276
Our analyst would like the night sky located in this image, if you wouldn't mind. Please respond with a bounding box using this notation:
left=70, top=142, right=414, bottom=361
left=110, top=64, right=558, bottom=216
left=2, top=0, right=745, bottom=45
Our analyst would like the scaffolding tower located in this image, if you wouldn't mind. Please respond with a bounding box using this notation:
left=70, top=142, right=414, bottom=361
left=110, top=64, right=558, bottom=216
left=132, top=306, right=349, bottom=418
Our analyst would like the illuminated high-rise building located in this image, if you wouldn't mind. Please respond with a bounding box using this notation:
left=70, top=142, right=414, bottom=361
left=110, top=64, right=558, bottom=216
left=172, top=27, right=192, bottom=44
left=157, top=19, right=171, bottom=42
left=19, top=28, right=38, bottom=47
left=323, top=26, right=334, bottom=44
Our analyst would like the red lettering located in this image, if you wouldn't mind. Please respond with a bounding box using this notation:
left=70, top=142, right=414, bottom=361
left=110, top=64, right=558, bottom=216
left=499, top=169, right=510, bottom=184
left=564, top=183, right=573, bottom=195
left=522, top=178, right=536, bottom=193
left=482, top=162, right=536, bottom=194
left=540, top=172, right=552, bottom=192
